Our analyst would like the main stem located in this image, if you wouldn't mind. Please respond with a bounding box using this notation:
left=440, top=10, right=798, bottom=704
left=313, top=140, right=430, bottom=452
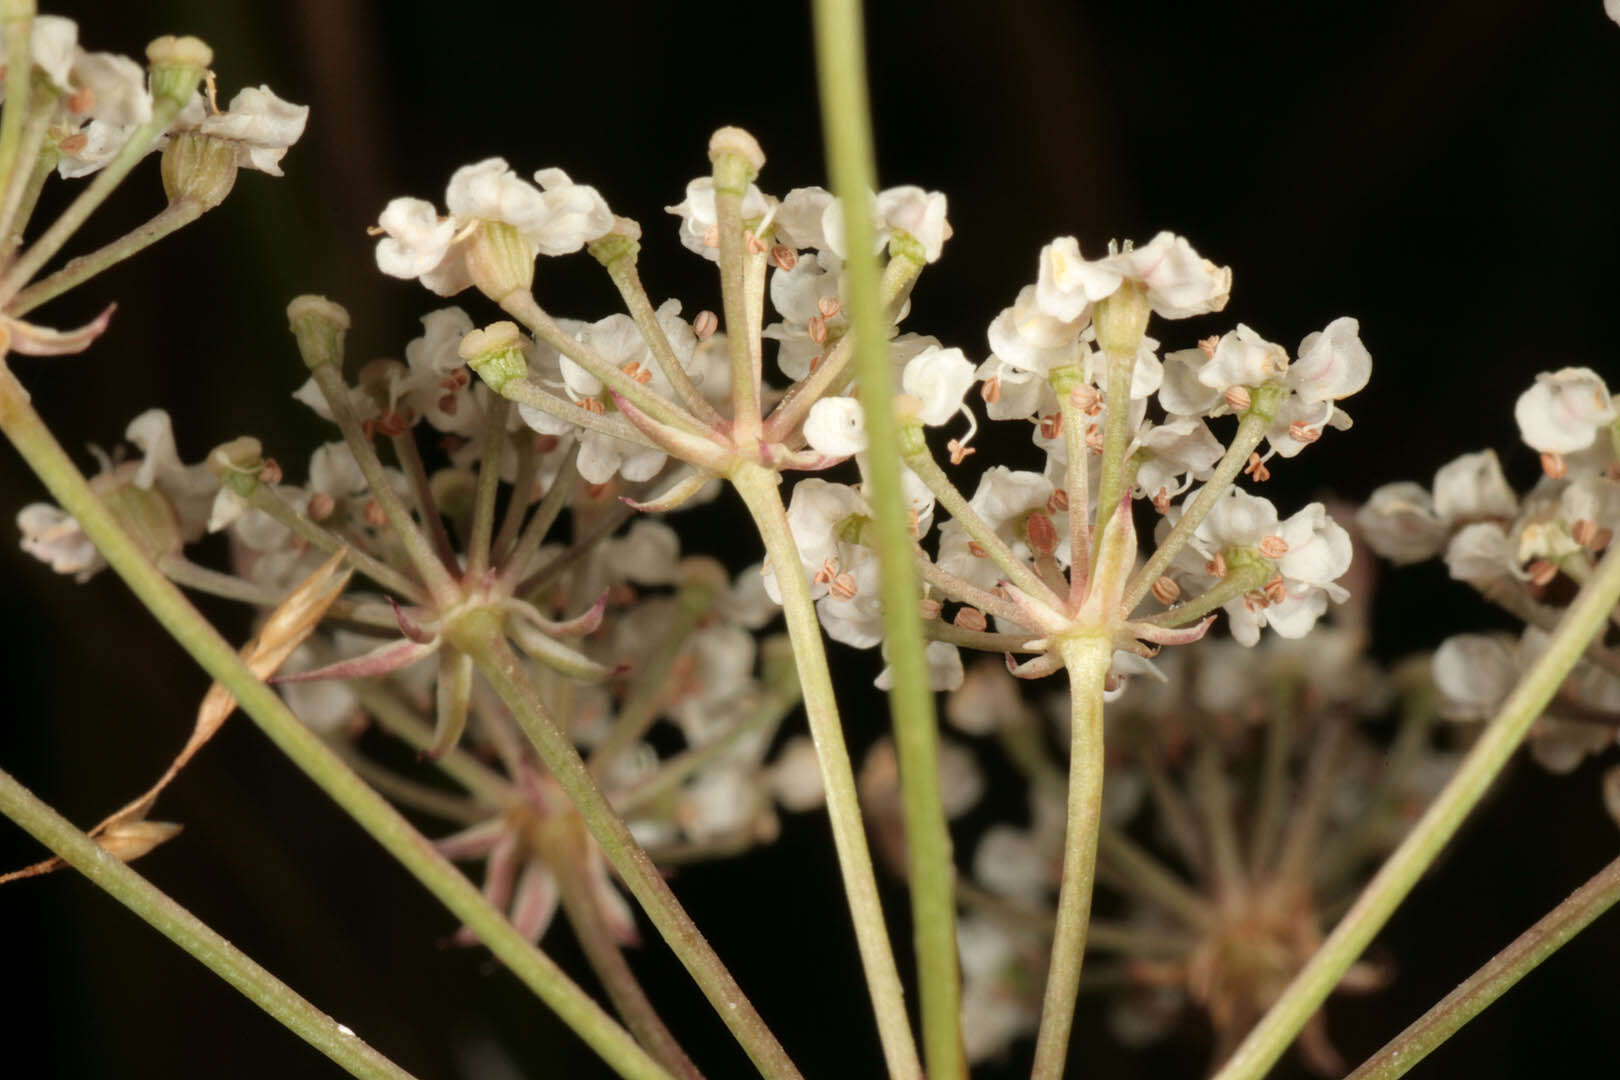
left=1212, top=540, right=1620, bottom=1080
left=809, top=0, right=964, bottom=1069
left=1029, top=633, right=1112, bottom=1078
left=731, top=461, right=923, bottom=1080
left=0, top=367, right=672, bottom=1080
left=1346, top=852, right=1620, bottom=1080
left=452, top=619, right=801, bottom=1080
left=0, top=767, right=418, bottom=1080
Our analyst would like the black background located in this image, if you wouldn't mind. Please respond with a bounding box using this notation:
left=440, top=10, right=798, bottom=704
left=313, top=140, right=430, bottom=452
left=2, top=1, right=1619, bottom=1077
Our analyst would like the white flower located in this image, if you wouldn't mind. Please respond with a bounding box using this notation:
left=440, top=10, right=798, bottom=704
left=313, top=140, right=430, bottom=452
left=55, top=51, right=153, bottom=179
left=821, top=186, right=951, bottom=263
left=973, top=825, right=1050, bottom=902
left=17, top=503, right=103, bottom=580
left=763, top=479, right=867, bottom=602
left=1289, top=316, right=1372, bottom=403
left=986, top=284, right=1090, bottom=377
left=198, top=85, right=309, bottom=176
left=769, top=736, right=826, bottom=812
left=901, top=345, right=976, bottom=425
left=665, top=177, right=774, bottom=261
left=936, top=468, right=1062, bottom=597
left=1514, top=367, right=1616, bottom=454
left=1198, top=323, right=1288, bottom=392
left=1132, top=416, right=1223, bottom=502
left=876, top=640, right=965, bottom=693
left=376, top=158, right=612, bottom=293
left=1432, top=449, right=1518, bottom=522
left=0, top=15, right=78, bottom=93
left=1036, top=231, right=1230, bottom=324
left=803, top=396, right=867, bottom=456
left=1432, top=634, right=1518, bottom=719
left=773, top=186, right=834, bottom=250
left=1356, top=482, right=1446, bottom=564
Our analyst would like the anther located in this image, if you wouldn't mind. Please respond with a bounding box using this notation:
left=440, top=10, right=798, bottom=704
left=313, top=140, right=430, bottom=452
left=1540, top=451, right=1567, bottom=479
left=770, top=244, right=797, bottom=271
left=829, top=572, right=858, bottom=600
left=258, top=459, right=283, bottom=485
left=693, top=310, right=719, bottom=339
left=1244, top=452, right=1271, bottom=482
left=968, top=541, right=988, bottom=558
left=807, top=314, right=828, bottom=345
left=1047, top=489, right=1069, bottom=513
left=1257, top=535, right=1290, bottom=558
left=1224, top=385, right=1251, bottom=413
left=980, top=376, right=1002, bottom=404
left=1039, top=413, right=1063, bottom=440
left=306, top=492, right=335, bottom=521
left=1205, top=552, right=1228, bottom=578
left=817, top=295, right=842, bottom=320
left=947, top=438, right=976, bottom=465
left=953, top=607, right=988, bottom=632
left=362, top=499, right=387, bottom=528
left=1151, top=576, right=1180, bottom=605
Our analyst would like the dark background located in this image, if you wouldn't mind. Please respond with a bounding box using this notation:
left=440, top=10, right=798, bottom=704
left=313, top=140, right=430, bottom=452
left=3, top=0, right=1619, bottom=1076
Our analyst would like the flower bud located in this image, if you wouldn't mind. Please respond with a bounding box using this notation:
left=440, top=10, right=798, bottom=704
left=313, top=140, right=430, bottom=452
left=286, top=295, right=351, bottom=372
left=708, top=126, right=766, bottom=188
left=145, top=35, right=211, bottom=109
left=206, top=435, right=264, bottom=496
left=161, top=130, right=239, bottom=210
left=459, top=320, right=526, bottom=393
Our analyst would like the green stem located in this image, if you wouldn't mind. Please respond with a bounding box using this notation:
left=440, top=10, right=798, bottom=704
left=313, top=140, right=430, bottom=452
left=9, top=200, right=206, bottom=317
left=452, top=621, right=801, bottom=1080
left=1090, top=350, right=1138, bottom=566
left=501, top=291, right=711, bottom=440
left=613, top=690, right=796, bottom=818
left=495, top=376, right=661, bottom=450
left=1029, top=633, right=1111, bottom=1078
left=1053, top=365, right=1093, bottom=604
left=712, top=156, right=763, bottom=446
left=763, top=254, right=922, bottom=443
left=0, top=80, right=56, bottom=253
left=1247, top=698, right=1295, bottom=877
left=1345, top=852, right=1620, bottom=1080
left=388, top=428, right=458, bottom=573
left=465, top=397, right=509, bottom=579
left=1142, top=558, right=1270, bottom=629
left=1193, top=737, right=1246, bottom=900
left=1123, top=404, right=1275, bottom=616
left=334, top=746, right=488, bottom=826
left=499, top=443, right=578, bottom=591
left=0, top=767, right=420, bottom=1080
left=600, top=248, right=723, bottom=427
left=156, top=555, right=398, bottom=632
left=347, top=680, right=513, bottom=809
left=537, top=817, right=706, bottom=1080
left=904, top=439, right=1065, bottom=611
left=0, top=142, right=56, bottom=262
left=587, top=581, right=710, bottom=777
left=0, top=0, right=37, bottom=246
left=242, top=481, right=428, bottom=603
left=730, top=460, right=921, bottom=1080
left=1212, top=540, right=1620, bottom=1080
left=0, top=80, right=196, bottom=302
left=491, top=431, right=538, bottom=567
left=809, top=8, right=962, bottom=1068
left=0, top=368, right=672, bottom=1080
left=1097, top=822, right=1218, bottom=932
left=306, top=361, right=460, bottom=606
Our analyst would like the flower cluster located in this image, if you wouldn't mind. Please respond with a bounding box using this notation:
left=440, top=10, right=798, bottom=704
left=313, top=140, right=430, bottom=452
left=1360, top=366, right=1620, bottom=804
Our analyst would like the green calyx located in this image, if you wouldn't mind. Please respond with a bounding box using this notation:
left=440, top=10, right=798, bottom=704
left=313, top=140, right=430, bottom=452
left=461, top=321, right=528, bottom=394
left=1243, top=382, right=1289, bottom=425
left=897, top=421, right=929, bottom=459
left=466, top=221, right=535, bottom=303
left=589, top=231, right=640, bottom=269
left=886, top=232, right=926, bottom=268
left=145, top=35, right=211, bottom=109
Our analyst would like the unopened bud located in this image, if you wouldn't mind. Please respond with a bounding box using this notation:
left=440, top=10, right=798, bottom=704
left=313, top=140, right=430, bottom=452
left=708, top=126, right=766, bottom=183
left=287, top=295, right=351, bottom=372
left=94, top=471, right=183, bottom=563
left=207, top=435, right=264, bottom=487
left=460, top=320, right=527, bottom=393
left=146, top=35, right=211, bottom=109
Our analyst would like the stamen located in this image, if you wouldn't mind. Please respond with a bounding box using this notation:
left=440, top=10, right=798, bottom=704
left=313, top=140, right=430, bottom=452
left=1151, top=576, right=1180, bottom=604
left=770, top=244, right=797, bottom=271
left=953, top=607, right=988, bottom=632
left=1244, top=452, right=1271, bottom=482
left=693, top=310, right=719, bottom=338
left=968, top=541, right=988, bottom=558
left=829, top=572, right=858, bottom=600
left=1257, top=535, right=1289, bottom=558
left=1205, top=552, right=1228, bottom=578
